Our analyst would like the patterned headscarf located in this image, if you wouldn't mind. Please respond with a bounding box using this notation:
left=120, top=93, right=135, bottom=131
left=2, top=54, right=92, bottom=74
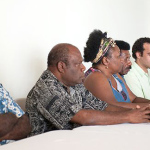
left=92, top=38, right=116, bottom=63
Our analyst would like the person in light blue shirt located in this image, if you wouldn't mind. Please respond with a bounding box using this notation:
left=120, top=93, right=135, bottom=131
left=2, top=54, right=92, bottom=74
left=125, top=37, right=150, bottom=99
left=0, top=84, right=31, bottom=145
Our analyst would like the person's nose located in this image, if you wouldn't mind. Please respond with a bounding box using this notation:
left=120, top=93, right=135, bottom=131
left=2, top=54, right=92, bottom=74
left=81, top=63, right=86, bottom=72
left=127, top=59, right=132, bottom=66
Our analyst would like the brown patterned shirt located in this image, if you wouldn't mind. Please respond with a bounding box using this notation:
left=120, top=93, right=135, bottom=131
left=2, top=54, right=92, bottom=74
left=26, top=69, right=107, bottom=136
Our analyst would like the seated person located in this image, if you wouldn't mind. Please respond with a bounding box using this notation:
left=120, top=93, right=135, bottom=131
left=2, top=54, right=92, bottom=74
left=124, top=38, right=150, bottom=99
left=84, top=30, right=150, bottom=109
left=115, top=40, right=132, bottom=77
left=26, top=43, right=150, bottom=137
left=0, top=84, right=31, bottom=145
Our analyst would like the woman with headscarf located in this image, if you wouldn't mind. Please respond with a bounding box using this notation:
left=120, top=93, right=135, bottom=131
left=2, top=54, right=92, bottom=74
left=84, top=30, right=150, bottom=109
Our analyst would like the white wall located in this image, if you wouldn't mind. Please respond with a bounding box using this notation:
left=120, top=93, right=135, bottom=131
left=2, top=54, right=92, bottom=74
left=0, top=0, right=150, bottom=99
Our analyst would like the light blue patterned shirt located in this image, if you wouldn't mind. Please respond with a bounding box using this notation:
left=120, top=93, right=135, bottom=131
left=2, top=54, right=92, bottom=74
left=0, top=84, right=24, bottom=145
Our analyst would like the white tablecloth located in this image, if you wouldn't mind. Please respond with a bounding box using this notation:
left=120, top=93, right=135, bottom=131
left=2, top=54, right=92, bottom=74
left=1, top=123, right=150, bottom=150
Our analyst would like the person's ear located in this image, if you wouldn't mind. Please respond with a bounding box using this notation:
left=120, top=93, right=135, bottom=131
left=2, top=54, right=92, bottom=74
left=102, top=57, right=110, bottom=66
left=57, top=61, right=66, bottom=73
left=135, top=52, right=142, bottom=59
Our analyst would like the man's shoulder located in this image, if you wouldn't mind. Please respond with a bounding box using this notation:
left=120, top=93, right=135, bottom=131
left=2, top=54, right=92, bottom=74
left=0, top=84, right=4, bottom=93
left=27, top=70, right=63, bottom=100
left=39, top=69, right=54, bottom=81
left=0, top=84, right=6, bottom=91
left=0, top=84, right=10, bottom=99
left=35, top=70, right=57, bottom=88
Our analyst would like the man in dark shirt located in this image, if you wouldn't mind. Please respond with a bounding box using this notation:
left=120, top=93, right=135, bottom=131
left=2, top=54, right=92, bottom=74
left=26, top=43, right=150, bottom=137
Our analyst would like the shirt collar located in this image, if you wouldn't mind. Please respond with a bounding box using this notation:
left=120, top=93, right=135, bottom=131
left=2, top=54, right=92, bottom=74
left=133, top=62, right=150, bottom=77
left=46, top=69, right=64, bottom=87
left=46, top=69, right=76, bottom=93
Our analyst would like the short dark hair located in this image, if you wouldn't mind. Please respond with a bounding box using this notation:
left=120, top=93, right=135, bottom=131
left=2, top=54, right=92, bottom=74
left=84, top=29, right=112, bottom=65
left=115, top=40, right=130, bottom=51
left=132, top=37, right=150, bottom=59
left=47, top=43, right=70, bottom=67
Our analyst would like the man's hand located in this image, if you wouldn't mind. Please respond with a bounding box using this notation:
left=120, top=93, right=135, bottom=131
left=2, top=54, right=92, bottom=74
left=128, top=105, right=150, bottom=123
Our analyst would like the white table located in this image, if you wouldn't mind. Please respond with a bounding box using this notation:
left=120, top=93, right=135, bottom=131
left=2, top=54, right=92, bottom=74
left=1, top=123, right=150, bottom=150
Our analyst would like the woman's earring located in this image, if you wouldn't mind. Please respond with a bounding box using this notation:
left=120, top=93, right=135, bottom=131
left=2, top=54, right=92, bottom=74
left=105, top=66, right=108, bottom=69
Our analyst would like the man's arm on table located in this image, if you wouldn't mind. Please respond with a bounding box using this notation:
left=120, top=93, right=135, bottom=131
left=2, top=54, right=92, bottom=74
left=0, top=114, right=31, bottom=141
left=71, top=104, right=150, bottom=125
left=0, top=113, right=18, bottom=137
